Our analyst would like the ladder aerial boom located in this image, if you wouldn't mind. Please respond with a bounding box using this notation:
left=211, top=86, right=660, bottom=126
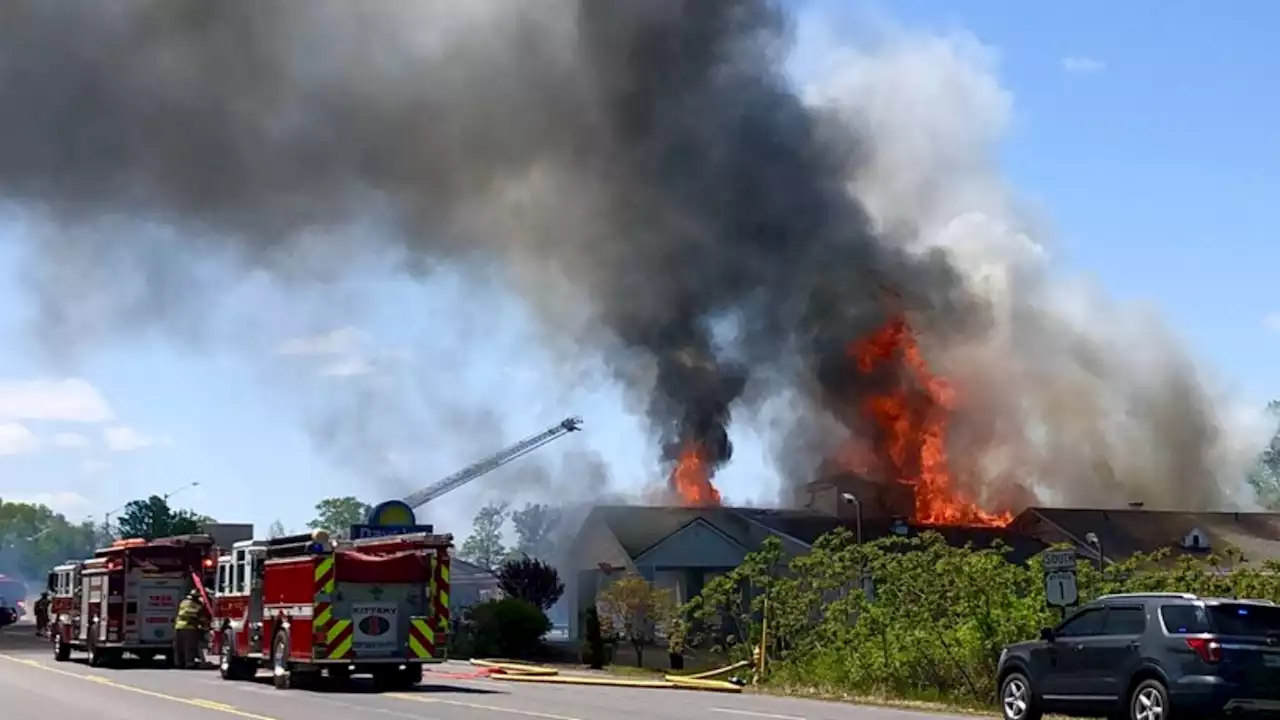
left=402, top=416, right=583, bottom=509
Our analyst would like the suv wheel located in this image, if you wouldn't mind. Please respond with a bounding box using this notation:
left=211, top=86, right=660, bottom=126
left=1000, top=672, right=1042, bottom=720
left=1130, top=679, right=1168, bottom=720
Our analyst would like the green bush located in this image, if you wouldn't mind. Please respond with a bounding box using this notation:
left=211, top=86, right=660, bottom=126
left=683, top=529, right=1280, bottom=706
left=467, top=597, right=552, bottom=659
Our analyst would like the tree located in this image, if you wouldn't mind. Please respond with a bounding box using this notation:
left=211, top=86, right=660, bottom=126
left=114, top=495, right=206, bottom=541
left=510, top=502, right=562, bottom=560
left=1248, top=400, right=1280, bottom=508
left=466, top=597, right=552, bottom=659
left=497, top=556, right=565, bottom=611
left=582, top=606, right=605, bottom=669
left=459, top=501, right=508, bottom=571
left=595, top=573, right=677, bottom=667
left=267, top=519, right=287, bottom=539
left=307, top=496, right=372, bottom=537
left=0, top=499, right=98, bottom=581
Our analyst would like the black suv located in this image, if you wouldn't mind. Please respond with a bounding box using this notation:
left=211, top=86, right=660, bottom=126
left=997, top=593, right=1280, bottom=719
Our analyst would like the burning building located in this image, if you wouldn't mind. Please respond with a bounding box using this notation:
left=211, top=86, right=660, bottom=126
left=666, top=311, right=1023, bottom=528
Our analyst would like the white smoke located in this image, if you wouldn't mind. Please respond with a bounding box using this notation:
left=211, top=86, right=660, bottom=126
left=793, top=20, right=1268, bottom=510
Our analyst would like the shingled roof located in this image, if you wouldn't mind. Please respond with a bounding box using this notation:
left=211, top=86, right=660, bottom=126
left=1015, top=508, right=1280, bottom=565
left=580, top=505, right=1048, bottom=565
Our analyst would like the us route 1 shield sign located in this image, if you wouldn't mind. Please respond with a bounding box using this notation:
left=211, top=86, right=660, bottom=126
left=1042, top=549, right=1079, bottom=607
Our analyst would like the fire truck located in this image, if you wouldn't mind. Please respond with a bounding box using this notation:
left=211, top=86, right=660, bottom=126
left=46, top=534, right=215, bottom=666
left=210, top=528, right=452, bottom=690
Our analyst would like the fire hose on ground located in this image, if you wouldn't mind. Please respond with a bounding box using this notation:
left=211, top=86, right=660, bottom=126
left=459, top=658, right=749, bottom=692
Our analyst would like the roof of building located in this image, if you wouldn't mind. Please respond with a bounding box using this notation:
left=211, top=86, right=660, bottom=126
left=1017, top=507, right=1280, bottom=564
left=448, top=555, right=499, bottom=580
left=581, top=505, right=1048, bottom=564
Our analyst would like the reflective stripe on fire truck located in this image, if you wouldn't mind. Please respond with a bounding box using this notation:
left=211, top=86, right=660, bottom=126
left=313, top=553, right=340, bottom=657
left=407, top=617, right=434, bottom=659
left=314, top=556, right=336, bottom=595
left=326, top=619, right=353, bottom=659
left=434, top=548, right=450, bottom=637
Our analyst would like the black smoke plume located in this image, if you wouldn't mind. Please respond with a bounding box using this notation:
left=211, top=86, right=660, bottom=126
left=3, top=1, right=1248, bottom=514
left=0, top=0, right=975, bottom=493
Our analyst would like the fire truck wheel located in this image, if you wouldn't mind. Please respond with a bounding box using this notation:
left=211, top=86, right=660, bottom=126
left=52, top=633, right=69, bottom=662
left=220, top=631, right=255, bottom=681
left=271, top=629, right=293, bottom=689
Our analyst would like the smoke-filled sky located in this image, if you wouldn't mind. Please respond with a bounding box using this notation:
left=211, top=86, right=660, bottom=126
left=0, top=0, right=1277, bottom=537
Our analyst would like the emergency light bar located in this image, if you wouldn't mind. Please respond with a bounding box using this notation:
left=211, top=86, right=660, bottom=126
left=339, top=532, right=454, bottom=549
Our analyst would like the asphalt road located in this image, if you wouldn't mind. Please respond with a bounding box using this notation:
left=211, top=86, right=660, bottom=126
left=0, top=625, right=974, bottom=720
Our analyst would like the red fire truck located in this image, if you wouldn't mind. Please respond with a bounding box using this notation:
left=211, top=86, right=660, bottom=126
left=47, top=534, right=215, bottom=666
left=210, top=529, right=452, bottom=690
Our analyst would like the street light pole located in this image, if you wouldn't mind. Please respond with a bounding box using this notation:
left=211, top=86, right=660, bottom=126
left=102, top=482, right=200, bottom=540
left=103, top=502, right=128, bottom=539
left=162, top=481, right=200, bottom=502
left=1085, top=532, right=1104, bottom=572
left=841, top=493, right=863, bottom=544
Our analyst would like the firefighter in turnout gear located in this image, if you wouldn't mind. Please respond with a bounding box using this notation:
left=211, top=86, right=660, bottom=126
left=172, top=589, right=209, bottom=669
left=33, top=592, right=50, bottom=637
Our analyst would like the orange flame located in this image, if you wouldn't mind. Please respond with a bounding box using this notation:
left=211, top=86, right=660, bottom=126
left=669, top=441, right=722, bottom=507
left=848, top=315, right=1012, bottom=527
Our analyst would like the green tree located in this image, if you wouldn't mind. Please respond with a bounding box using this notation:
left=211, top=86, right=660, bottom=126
left=307, top=496, right=372, bottom=537
left=1248, top=400, right=1280, bottom=508
left=466, top=597, right=552, bottom=659
left=497, top=556, right=565, bottom=611
left=596, top=573, right=677, bottom=667
left=267, top=519, right=287, bottom=539
left=114, top=495, right=206, bottom=541
left=0, top=499, right=98, bottom=581
left=582, top=606, right=606, bottom=669
left=459, top=501, right=508, bottom=571
left=510, top=502, right=562, bottom=560
left=680, top=528, right=1280, bottom=705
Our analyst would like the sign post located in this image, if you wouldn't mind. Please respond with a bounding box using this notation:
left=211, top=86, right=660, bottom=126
left=1042, top=549, right=1078, bottom=617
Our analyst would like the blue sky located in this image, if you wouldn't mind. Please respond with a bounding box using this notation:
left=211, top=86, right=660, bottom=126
left=0, top=1, right=1276, bottom=540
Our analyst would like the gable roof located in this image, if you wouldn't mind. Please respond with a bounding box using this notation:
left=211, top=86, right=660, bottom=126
left=1018, top=508, right=1280, bottom=565
left=632, top=517, right=749, bottom=567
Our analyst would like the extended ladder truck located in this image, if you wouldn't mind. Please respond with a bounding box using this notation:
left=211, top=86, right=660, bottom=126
left=397, top=415, right=583, bottom=510
left=211, top=529, right=453, bottom=690
left=47, top=534, right=215, bottom=666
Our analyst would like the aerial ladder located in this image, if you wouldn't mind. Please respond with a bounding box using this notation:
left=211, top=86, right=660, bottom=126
left=402, top=416, right=583, bottom=509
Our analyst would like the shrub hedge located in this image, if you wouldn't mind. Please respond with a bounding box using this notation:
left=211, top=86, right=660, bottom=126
left=682, top=529, right=1280, bottom=705
left=460, top=597, right=552, bottom=659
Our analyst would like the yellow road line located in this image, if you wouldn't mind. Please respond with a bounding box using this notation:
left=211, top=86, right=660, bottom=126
left=0, top=654, right=278, bottom=720
left=387, top=692, right=583, bottom=720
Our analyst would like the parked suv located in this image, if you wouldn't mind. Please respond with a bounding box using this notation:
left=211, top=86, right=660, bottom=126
left=997, top=593, right=1280, bottom=719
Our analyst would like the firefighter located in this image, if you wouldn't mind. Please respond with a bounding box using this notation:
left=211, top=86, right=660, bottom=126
left=33, top=592, right=50, bottom=637
left=172, top=589, right=209, bottom=669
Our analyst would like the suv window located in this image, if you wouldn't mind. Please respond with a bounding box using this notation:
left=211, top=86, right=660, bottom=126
left=1057, top=607, right=1105, bottom=637
left=1161, top=604, right=1211, bottom=634
left=1208, top=603, right=1280, bottom=636
left=1102, top=606, right=1147, bottom=635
